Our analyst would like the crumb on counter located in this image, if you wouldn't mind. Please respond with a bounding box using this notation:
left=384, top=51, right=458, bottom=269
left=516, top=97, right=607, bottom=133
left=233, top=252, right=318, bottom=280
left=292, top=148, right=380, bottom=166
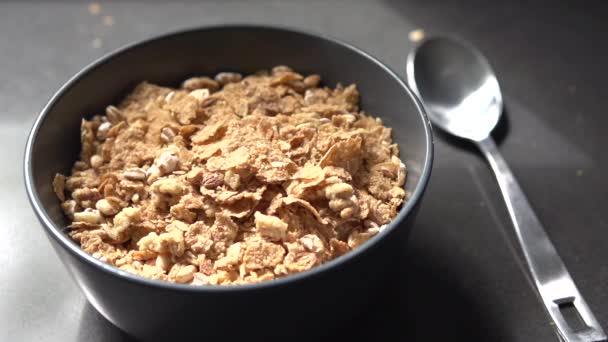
left=408, top=29, right=425, bottom=43
left=88, top=2, right=101, bottom=15
left=102, top=15, right=114, bottom=27
left=91, top=38, right=102, bottom=49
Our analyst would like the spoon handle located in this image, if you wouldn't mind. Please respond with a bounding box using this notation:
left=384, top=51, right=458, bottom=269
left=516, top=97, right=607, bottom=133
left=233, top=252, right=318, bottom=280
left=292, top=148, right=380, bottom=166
left=476, top=136, right=606, bottom=342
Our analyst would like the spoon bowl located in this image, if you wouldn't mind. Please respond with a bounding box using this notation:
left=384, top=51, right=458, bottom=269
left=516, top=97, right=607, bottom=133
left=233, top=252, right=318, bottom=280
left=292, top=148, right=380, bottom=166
left=406, top=38, right=502, bottom=141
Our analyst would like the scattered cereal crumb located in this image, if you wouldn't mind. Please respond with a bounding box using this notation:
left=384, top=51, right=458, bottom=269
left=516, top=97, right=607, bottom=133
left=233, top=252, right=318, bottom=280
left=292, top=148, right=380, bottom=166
left=88, top=2, right=101, bottom=15
left=102, top=15, right=114, bottom=27
left=255, top=212, right=288, bottom=241
left=408, top=29, right=425, bottom=43
left=53, top=174, right=66, bottom=202
left=576, top=169, right=584, bottom=177
left=91, top=38, right=103, bottom=49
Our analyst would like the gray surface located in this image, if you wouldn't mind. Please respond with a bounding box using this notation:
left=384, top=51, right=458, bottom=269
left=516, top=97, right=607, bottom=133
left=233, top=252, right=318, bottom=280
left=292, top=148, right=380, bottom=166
left=1, top=1, right=607, bottom=341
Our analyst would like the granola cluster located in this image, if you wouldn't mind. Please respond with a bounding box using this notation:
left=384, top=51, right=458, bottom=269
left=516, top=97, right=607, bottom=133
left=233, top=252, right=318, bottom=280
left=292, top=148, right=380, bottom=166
left=53, top=66, right=407, bottom=285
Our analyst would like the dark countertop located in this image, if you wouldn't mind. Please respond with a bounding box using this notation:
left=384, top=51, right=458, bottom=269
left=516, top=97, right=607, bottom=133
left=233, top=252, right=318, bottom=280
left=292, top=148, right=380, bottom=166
left=2, top=1, right=607, bottom=341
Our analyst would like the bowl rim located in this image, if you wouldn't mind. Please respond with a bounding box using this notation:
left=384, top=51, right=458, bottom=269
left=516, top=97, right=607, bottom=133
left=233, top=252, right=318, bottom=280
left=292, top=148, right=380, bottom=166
left=24, top=24, right=434, bottom=293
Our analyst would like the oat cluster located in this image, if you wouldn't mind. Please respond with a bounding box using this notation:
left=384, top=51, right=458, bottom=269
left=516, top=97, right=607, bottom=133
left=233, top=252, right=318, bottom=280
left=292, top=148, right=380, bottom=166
left=53, top=66, right=407, bottom=285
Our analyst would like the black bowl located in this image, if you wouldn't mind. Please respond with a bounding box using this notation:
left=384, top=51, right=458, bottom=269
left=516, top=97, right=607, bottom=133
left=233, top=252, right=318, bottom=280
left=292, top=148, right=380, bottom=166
left=24, top=25, right=433, bottom=341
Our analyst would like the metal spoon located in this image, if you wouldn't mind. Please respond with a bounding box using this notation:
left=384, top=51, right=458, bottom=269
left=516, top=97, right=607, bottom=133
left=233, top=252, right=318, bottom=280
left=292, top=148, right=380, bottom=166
left=406, top=37, right=606, bottom=342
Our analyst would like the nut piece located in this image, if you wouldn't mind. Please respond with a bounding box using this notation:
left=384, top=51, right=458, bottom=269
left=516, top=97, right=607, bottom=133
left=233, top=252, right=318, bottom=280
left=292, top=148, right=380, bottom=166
left=155, top=253, right=172, bottom=272
left=303, top=74, right=321, bottom=88
left=72, top=187, right=101, bottom=204
left=347, top=229, right=379, bottom=249
left=242, top=240, right=285, bottom=271
left=397, top=161, right=406, bottom=187
left=114, top=207, right=140, bottom=228
left=95, top=198, right=120, bottom=216
left=283, top=242, right=318, bottom=273
left=155, top=151, right=179, bottom=174
left=140, top=264, right=163, bottom=278
left=223, top=169, right=240, bottom=190
left=254, top=212, right=288, bottom=241
left=214, top=72, right=242, bottom=85
left=363, top=219, right=379, bottom=229
left=270, top=71, right=303, bottom=86
left=325, top=183, right=353, bottom=197
left=169, top=264, right=196, bottom=283
left=152, top=178, right=184, bottom=196
left=214, top=242, right=241, bottom=271
left=53, top=173, right=66, bottom=202
left=191, top=272, right=209, bottom=285
left=107, top=207, right=140, bottom=241
left=188, top=88, right=210, bottom=101
left=272, top=65, right=293, bottom=74
left=105, top=105, right=124, bottom=124
left=185, top=168, right=204, bottom=185
left=90, top=155, right=103, bottom=168
left=325, top=182, right=359, bottom=219
left=61, top=200, right=78, bottom=219
left=300, top=234, right=324, bottom=254
left=73, top=209, right=102, bottom=224
left=148, top=230, right=186, bottom=257
left=123, top=168, right=146, bottom=181
left=96, top=122, right=112, bottom=140
left=181, top=76, right=220, bottom=92
left=160, top=127, right=176, bottom=144
left=329, top=238, right=350, bottom=258
left=201, top=172, right=224, bottom=189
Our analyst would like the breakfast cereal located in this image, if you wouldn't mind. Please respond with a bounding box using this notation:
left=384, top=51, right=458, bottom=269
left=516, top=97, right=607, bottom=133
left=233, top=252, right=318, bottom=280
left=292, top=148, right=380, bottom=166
left=53, top=66, right=407, bottom=285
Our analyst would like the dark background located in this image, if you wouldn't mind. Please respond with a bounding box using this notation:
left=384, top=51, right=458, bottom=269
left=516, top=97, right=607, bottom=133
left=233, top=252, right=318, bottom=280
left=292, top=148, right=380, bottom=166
left=1, top=1, right=606, bottom=341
